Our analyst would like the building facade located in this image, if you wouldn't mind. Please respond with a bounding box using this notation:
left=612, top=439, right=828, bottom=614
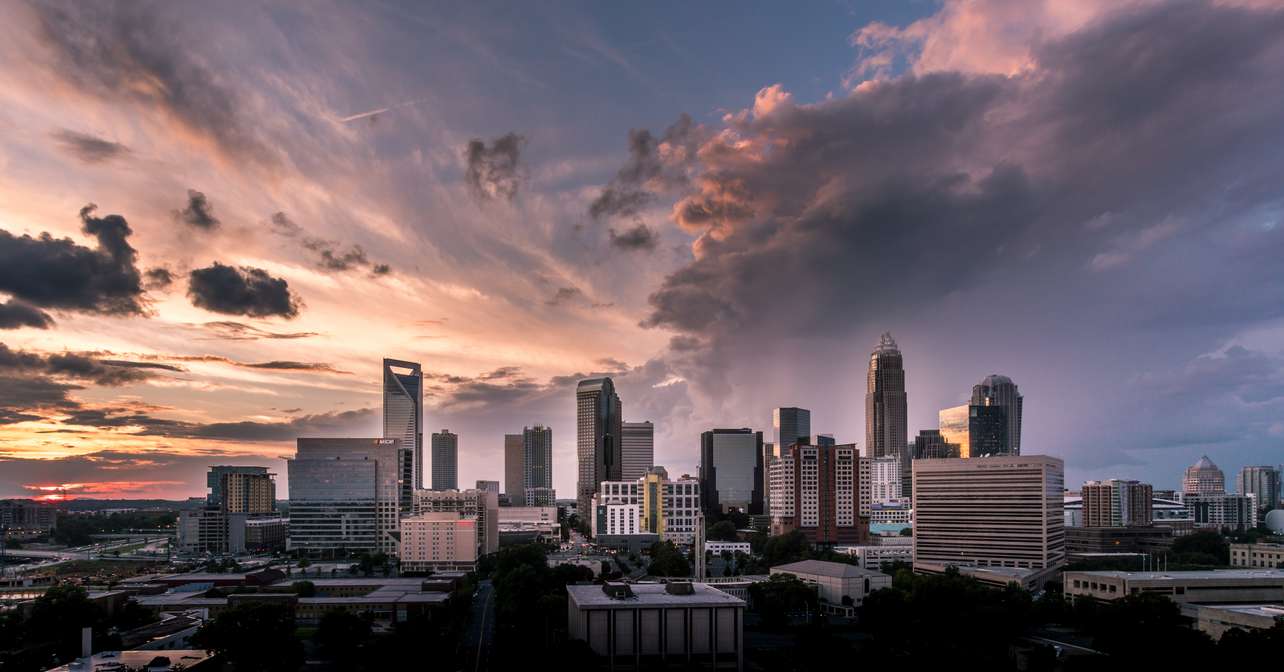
left=938, top=405, right=971, bottom=459
left=912, top=455, right=1065, bottom=571
left=1237, top=466, right=1281, bottom=514
left=383, top=359, right=423, bottom=490
left=399, top=512, right=478, bottom=572
left=771, top=407, right=810, bottom=461
left=699, top=428, right=764, bottom=516
left=912, top=429, right=959, bottom=460
left=179, top=466, right=278, bottom=555
left=430, top=430, right=458, bottom=491
left=577, top=377, right=623, bottom=521
left=288, top=438, right=403, bottom=557
left=1183, top=455, right=1226, bottom=494
left=523, top=425, right=554, bottom=503
left=621, top=421, right=655, bottom=481
left=503, top=433, right=524, bottom=504
left=412, top=488, right=499, bottom=555
left=1183, top=493, right=1258, bottom=531
left=1081, top=479, right=1153, bottom=527
left=970, top=374, right=1023, bottom=456
left=768, top=442, right=869, bottom=546
left=593, top=468, right=703, bottom=545
left=1229, top=542, right=1284, bottom=569
left=967, top=404, right=1008, bottom=458
left=868, top=455, right=904, bottom=505
left=866, top=333, right=909, bottom=497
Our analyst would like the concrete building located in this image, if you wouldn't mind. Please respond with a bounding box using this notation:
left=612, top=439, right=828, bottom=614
left=399, top=512, right=478, bottom=572
left=244, top=517, right=288, bottom=552
left=413, top=488, right=499, bottom=555
left=503, top=433, right=524, bottom=504
left=522, top=425, right=554, bottom=505
left=1230, top=542, right=1284, bottom=569
left=1195, top=604, right=1284, bottom=640
left=770, top=560, right=892, bottom=614
left=912, top=455, right=1065, bottom=572
left=497, top=506, right=560, bottom=541
left=383, top=359, right=423, bottom=491
left=869, top=455, right=903, bottom=505
left=866, top=333, right=909, bottom=497
left=1064, top=526, right=1173, bottom=555
left=1065, top=569, right=1284, bottom=606
left=525, top=486, right=557, bottom=506
left=288, top=438, right=405, bottom=557
left=704, top=541, right=751, bottom=556
left=699, top=428, right=764, bottom=516
left=593, top=468, right=702, bottom=545
left=430, top=430, right=458, bottom=491
left=566, top=582, right=745, bottom=670
left=476, top=480, right=500, bottom=494
left=0, top=500, right=58, bottom=534
left=179, top=466, right=278, bottom=555
left=970, top=374, right=1023, bottom=456
left=1184, top=492, right=1258, bottom=531
left=834, top=544, right=913, bottom=570
left=577, top=377, right=623, bottom=521
left=1238, top=466, right=1281, bottom=514
left=1184, top=455, right=1226, bottom=495
left=1082, top=479, right=1153, bottom=527
left=768, top=442, right=869, bottom=546
left=207, top=466, right=276, bottom=512
left=622, top=421, right=655, bottom=481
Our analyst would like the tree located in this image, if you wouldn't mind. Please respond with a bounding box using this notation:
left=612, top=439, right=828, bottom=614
left=647, top=541, right=691, bottom=577
left=192, top=602, right=303, bottom=671
left=748, top=574, right=817, bottom=628
left=24, top=584, right=107, bottom=663
left=315, top=610, right=371, bottom=666
left=292, top=580, right=316, bottom=597
left=707, top=520, right=738, bottom=541
left=1170, top=530, right=1229, bottom=566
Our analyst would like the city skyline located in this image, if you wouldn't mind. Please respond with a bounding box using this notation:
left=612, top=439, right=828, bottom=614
left=4, top=1, right=1284, bottom=501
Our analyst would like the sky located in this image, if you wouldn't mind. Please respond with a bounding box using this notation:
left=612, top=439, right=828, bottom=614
left=2, top=0, right=1284, bottom=501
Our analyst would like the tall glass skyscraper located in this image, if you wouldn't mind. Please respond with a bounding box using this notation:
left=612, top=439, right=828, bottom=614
left=383, top=359, right=423, bottom=489
left=938, top=405, right=971, bottom=458
left=699, top=428, right=764, bottom=515
left=577, top=377, right=622, bottom=521
left=1237, top=465, right=1279, bottom=513
left=866, top=333, right=909, bottom=496
left=620, top=421, right=654, bottom=481
left=503, top=434, right=524, bottom=502
left=772, top=407, right=811, bottom=458
left=524, top=425, right=554, bottom=504
left=431, top=429, right=458, bottom=491
left=971, top=374, right=1023, bottom=456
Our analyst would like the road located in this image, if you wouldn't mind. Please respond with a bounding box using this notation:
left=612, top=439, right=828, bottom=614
left=464, top=580, right=495, bottom=672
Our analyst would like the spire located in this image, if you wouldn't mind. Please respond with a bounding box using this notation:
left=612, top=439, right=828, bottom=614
left=875, top=332, right=899, bottom=353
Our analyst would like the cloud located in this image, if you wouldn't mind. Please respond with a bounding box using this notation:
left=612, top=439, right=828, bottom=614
left=0, top=204, right=145, bottom=315
left=465, top=132, right=526, bottom=202
left=199, top=321, right=317, bottom=341
left=609, top=223, right=659, bottom=251
left=0, top=299, right=54, bottom=329
left=0, top=342, right=171, bottom=387
left=187, top=263, right=301, bottom=318
left=543, top=286, right=611, bottom=309
left=589, top=113, right=701, bottom=219
left=173, top=189, right=220, bottom=230
left=49, top=128, right=129, bottom=163
left=143, top=267, right=175, bottom=290
left=148, top=353, right=349, bottom=374
left=269, top=212, right=391, bottom=275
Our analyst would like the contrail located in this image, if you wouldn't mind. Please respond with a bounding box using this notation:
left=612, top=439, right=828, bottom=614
left=337, top=99, right=424, bottom=123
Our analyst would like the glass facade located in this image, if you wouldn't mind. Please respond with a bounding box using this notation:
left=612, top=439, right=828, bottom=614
left=288, top=438, right=402, bottom=557
left=577, top=377, right=622, bottom=520
left=431, top=430, right=458, bottom=490
left=699, top=428, right=764, bottom=515
left=866, top=333, right=909, bottom=496
left=383, top=359, right=423, bottom=489
left=938, top=405, right=971, bottom=459
left=968, top=405, right=1008, bottom=457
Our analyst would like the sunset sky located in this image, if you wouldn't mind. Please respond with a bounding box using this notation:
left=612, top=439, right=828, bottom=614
left=2, top=0, right=1283, bottom=501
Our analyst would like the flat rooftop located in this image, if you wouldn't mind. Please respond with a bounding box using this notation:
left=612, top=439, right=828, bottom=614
left=45, top=649, right=213, bottom=671
left=568, top=583, right=746, bottom=608
left=771, top=560, right=889, bottom=579
left=1065, top=569, right=1284, bottom=581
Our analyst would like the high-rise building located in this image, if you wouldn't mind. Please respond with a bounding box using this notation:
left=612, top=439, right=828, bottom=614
left=1184, top=455, right=1226, bottom=494
left=593, top=467, right=703, bottom=545
left=476, top=480, right=500, bottom=494
left=772, top=407, right=811, bottom=459
left=767, top=442, right=869, bottom=546
left=938, top=405, right=971, bottom=458
left=1081, top=480, right=1153, bottom=527
left=1237, top=466, right=1281, bottom=514
left=399, top=513, right=478, bottom=572
left=869, top=455, right=904, bottom=505
left=968, top=404, right=1008, bottom=457
left=179, top=466, right=279, bottom=555
left=913, top=429, right=960, bottom=460
left=383, top=359, right=423, bottom=490
left=523, top=425, right=554, bottom=505
left=913, top=455, right=1065, bottom=572
left=206, top=466, right=276, bottom=513
left=431, top=430, right=458, bottom=491
left=970, top=374, right=1023, bottom=456
left=413, top=488, right=500, bottom=555
left=288, top=438, right=403, bottom=557
left=577, top=377, right=622, bottom=520
left=699, top=428, right=764, bottom=515
left=504, top=433, right=524, bottom=503
left=866, top=333, right=909, bottom=497
left=621, top=421, right=655, bottom=481
left=1184, top=493, right=1258, bottom=531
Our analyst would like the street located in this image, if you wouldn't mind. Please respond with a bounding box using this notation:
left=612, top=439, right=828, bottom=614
left=464, top=579, right=495, bottom=672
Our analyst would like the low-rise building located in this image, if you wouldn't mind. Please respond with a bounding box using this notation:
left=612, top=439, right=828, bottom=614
left=1065, top=569, right=1284, bottom=606
left=769, top=560, right=891, bottom=615
left=566, top=582, right=745, bottom=669
left=45, top=649, right=217, bottom=671
left=244, top=517, right=288, bottom=552
left=0, top=499, right=58, bottom=533
left=834, top=544, right=913, bottom=570
left=399, top=513, right=478, bottom=572
left=592, top=468, right=702, bottom=545
left=1065, top=526, right=1172, bottom=555
left=1195, top=603, right=1284, bottom=640
left=704, top=541, right=751, bottom=556
left=1230, top=542, right=1284, bottom=569
left=1183, top=493, right=1257, bottom=531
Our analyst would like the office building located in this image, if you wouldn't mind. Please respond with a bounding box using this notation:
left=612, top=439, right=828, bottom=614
left=399, top=512, right=478, bottom=572
left=772, top=407, right=810, bottom=459
left=566, top=582, right=745, bottom=669
left=593, top=467, right=703, bottom=545
left=1081, top=479, right=1153, bottom=527
left=0, top=500, right=58, bottom=533
left=1064, top=526, right=1173, bottom=555
left=699, top=428, right=764, bottom=515
left=525, top=486, right=557, bottom=506
left=970, top=374, right=1023, bottom=456
left=383, top=359, right=423, bottom=490
left=913, top=456, right=1065, bottom=571
left=498, top=506, right=561, bottom=542
left=178, top=466, right=279, bottom=555
left=621, top=421, right=655, bottom=481
left=967, top=404, right=1008, bottom=457
left=770, top=560, right=892, bottom=614
left=1196, top=604, right=1284, bottom=640
left=476, top=480, right=500, bottom=494
left=1183, top=492, right=1258, bottom=531
left=768, top=442, right=869, bottom=546
left=1238, top=466, right=1281, bottom=514
left=938, top=405, right=971, bottom=458
left=523, top=425, right=554, bottom=504
left=430, top=430, right=458, bottom=491
left=1065, top=569, right=1284, bottom=605
left=577, top=377, right=623, bottom=520
left=866, top=333, right=909, bottom=496
left=912, top=429, right=957, bottom=460
left=1184, top=455, right=1226, bottom=494
left=868, top=455, right=904, bottom=505
left=1230, top=542, right=1284, bottom=569
left=206, top=466, right=276, bottom=512
left=244, top=517, right=288, bottom=552
left=288, top=438, right=403, bottom=557
left=413, top=488, right=499, bottom=555
left=503, top=433, right=524, bottom=504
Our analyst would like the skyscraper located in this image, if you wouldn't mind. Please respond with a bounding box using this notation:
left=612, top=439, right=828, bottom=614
left=289, top=438, right=403, bottom=557
left=938, top=405, right=971, bottom=458
left=866, top=333, right=909, bottom=496
left=912, top=429, right=959, bottom=460
left=971, top=374, right=1023, bottom=456
left=772, top=407, right=811, bottom=458
left=577, top=377, right=622, bottom=521
left=699, top=428, right=764, bottom=515
left=1081, top=479, right=1153, bottom=527
left=383, top=359, right=423, bottom=489
left=431, top=430, right=458, bottom=490
left=967, top=404, right=1008, bottom=457
left=503, top=433, right=524, bottom=503
left=523, top=425, right=553, bottom=505
left=1183, top=455, right=1226, bottom=494
left=767, top=441, right=869, bottom=546
left=621, top=421, right=654, bottom=481
left=179, top=466, right=278, bottom=554
left=1237, top=466, right=1280, bottom=514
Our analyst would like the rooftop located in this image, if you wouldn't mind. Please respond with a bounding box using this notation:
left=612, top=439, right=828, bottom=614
left=771, top=560, right=889, bottom=579
left=567, top=582, right=746, bottom=608
left=1065, top=569, right=1284, bottom=581
left=45, top=649, right=214, bottom=672
left=1196, top=603, right=1284, bottom=618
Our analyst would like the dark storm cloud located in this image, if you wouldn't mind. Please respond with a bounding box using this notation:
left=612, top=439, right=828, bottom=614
left=187, top=263, right=300, bottom=318
left=152, top=408, right=378, bottom=441
left=0, top=342, right=172, bottom=387
left=30, top=2, right=274, bottom=165
left=609, top=223, right=659, bottom=251
left=0, top=204, right=144, bottom=315
left=173, top=189, right=220, bottom=230
left=464, top=132, right=525, bottom=202
left=151, top=353, right=349, bottom=374
left=589, top=113, right=699, bottom=219
left=545, top=286, right=582, bottom=306
left=199, top=321, right=317, bottom=341
left=269, top=212, right=392, bottom=275
left=143, top=267, right=175, bottom=290
left=0, top=299, right=54, bottom=329
left=50, top=128, right=129, bottom=163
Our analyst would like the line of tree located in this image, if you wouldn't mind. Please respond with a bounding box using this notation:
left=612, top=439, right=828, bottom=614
left=0, top=584, right=157, bottom=671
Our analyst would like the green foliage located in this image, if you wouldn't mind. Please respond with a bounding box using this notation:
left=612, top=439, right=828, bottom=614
left=1170, top=530, right=1230, bottom=566
left=25, top=584, right=107, bottom=663
left=315, top=610, right=372, bottom=666
left=51, top=511, right=176, bottom=546
left=707, top=520, right=739, bottom=541
left=292, top=580, right=316, bottom=597
left=490, top=544, right=595, bottom=659
left=192, top=602, right=303, bottom=671
left=646, top=541, right=691, bottom=577
left=748, top=574, right=818, bottom=628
